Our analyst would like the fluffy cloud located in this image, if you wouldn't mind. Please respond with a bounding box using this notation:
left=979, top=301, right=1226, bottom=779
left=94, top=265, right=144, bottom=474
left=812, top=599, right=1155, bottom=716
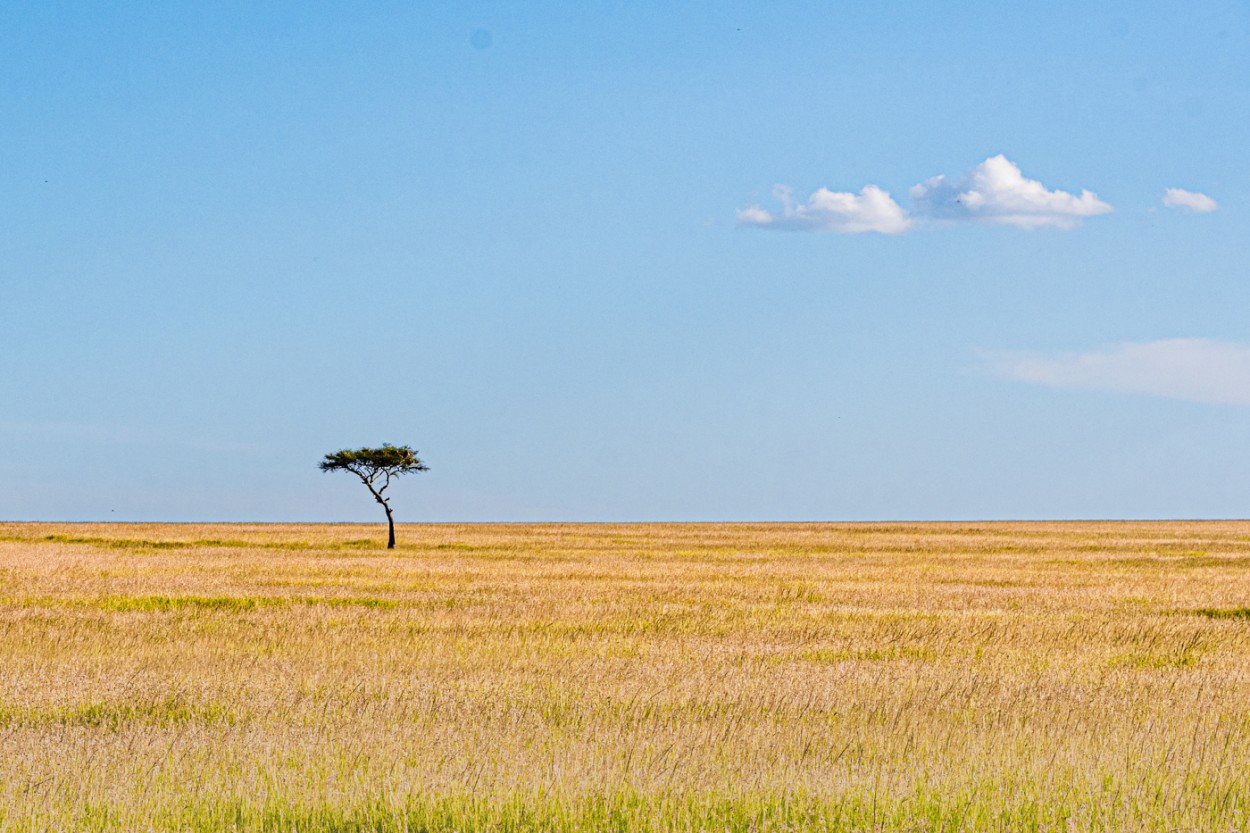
left=739, top=155, right=1115, bottom=234
left=910, top=155, right=1113, bottom=229
left=985, top=338, right=1250, bottom=407
left=1162, top=188, right=1218, bottom=213
left=736, top=184, right=910, bottom=234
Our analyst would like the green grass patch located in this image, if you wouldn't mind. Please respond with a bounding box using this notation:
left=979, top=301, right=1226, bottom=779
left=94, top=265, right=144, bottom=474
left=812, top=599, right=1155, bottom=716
left=0, top=696, right=236, bottom=730
left=45, top=534, right=251, bottom=550
left=133, top=785, right=1248, bottom=833
left=1108, top=651, right=1200, bottom=670
left=1193, top=607, right=1250, bottom=620
left=92, top=595, right=399, bottom=612
left=2, top=534, right=322, bottom=551
left=99, top=595, right=271, bottom=612
left=61, top=697, right=236, bottom=729
left=790, top=645, right=936, bottom=663
left=314, top=596, right=397, bottom=609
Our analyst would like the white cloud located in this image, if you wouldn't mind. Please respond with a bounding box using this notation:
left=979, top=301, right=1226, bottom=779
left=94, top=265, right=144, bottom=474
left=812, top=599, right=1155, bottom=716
left=739, top=155, right=1116, bottom=235
left=1162, top=187, right=1217, bottom=213
left=985, top=338, right=1250, bottom=406
left=736, top=184, right=911, bottom=234
left=910, top=155, right=1113, bottom=229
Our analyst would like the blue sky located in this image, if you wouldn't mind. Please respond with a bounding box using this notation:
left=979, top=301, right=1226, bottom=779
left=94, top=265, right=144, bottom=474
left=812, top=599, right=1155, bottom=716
left=2, top=1, right=1248, bottom=522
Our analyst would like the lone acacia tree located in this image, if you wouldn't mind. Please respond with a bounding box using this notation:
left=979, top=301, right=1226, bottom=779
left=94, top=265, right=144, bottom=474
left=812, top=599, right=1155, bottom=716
left=319, top=444, right=428, bottom=549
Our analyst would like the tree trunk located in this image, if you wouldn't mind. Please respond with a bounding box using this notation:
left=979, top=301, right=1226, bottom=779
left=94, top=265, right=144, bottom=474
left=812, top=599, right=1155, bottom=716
left=385, top=504, right=396, bottom=549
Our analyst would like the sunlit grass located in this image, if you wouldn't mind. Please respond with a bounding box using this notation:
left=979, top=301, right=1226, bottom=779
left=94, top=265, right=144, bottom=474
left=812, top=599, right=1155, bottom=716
left=0, top=521, right=1248, bottom=831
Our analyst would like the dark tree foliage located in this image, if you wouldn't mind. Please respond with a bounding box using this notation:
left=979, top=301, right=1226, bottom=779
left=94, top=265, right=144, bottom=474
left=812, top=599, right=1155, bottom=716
left=319, top=444, right=428, bottom=549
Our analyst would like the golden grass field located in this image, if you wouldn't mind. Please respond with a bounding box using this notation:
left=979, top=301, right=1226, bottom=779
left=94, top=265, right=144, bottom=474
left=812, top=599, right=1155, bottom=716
left=1, top=521, right=1248, bottom=832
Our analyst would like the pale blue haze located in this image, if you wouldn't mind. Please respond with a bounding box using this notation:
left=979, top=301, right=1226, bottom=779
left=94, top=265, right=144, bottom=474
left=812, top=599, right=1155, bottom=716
left=2, top=1, right=1248, bottom=521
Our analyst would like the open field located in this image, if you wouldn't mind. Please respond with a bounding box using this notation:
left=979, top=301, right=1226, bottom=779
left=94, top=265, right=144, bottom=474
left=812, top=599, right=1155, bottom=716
left=1, top=521, right=1249, bottom=832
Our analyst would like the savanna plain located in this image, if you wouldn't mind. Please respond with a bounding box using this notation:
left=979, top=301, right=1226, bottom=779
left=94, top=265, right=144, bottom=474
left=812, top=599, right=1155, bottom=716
left=1, top=521, right=1248, bottom=832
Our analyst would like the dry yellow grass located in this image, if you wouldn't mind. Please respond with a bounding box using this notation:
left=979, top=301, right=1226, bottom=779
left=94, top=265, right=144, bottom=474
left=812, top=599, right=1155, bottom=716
left=0, top=521, right=1248, bottom=831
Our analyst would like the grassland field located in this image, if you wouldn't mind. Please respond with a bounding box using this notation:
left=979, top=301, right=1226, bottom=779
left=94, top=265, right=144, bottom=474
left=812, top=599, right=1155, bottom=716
left=1, top=521, right=1249, bottom=832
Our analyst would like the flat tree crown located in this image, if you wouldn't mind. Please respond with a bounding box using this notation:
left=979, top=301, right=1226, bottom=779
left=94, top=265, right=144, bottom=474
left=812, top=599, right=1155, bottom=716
left=319, top=444, right=428, bottom=475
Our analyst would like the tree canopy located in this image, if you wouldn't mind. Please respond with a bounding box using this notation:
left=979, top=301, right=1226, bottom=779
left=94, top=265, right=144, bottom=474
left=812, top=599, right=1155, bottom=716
left=319, top=444, right=428, bottom=477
